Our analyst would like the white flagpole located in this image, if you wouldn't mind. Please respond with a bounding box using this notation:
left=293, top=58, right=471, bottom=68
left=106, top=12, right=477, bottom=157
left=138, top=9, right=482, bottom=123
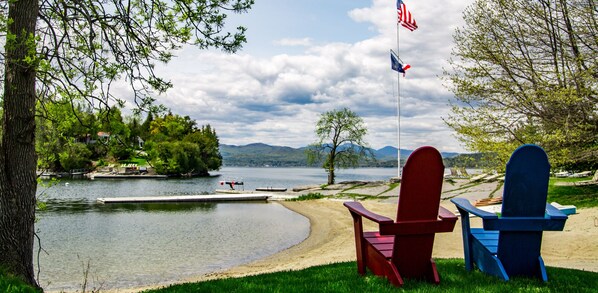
left=396, top=24, right=401, bottom=178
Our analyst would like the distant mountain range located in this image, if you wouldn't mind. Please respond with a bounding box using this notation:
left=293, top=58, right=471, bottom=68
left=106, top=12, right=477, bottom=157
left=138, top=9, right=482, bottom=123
left=219, top=143, right=461, bottom=167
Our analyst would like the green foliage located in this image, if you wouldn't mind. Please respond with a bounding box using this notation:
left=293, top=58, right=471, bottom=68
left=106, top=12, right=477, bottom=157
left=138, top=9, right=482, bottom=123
left=36, top=100, right=98, bottom=170
left=144, top=260, right=598, bottom=293
left=307, top=108, right=374, bottom=184
left=58, top=141, right=92, bottom=171
left=26, top=0, right=254, bottom=116
left=0, top=269, right=41, bottom=293
left=443, top=152, right=497, bottom=170
left=144, top=114, right=222, bottom=175
left=34, top=100, right=221, bottom=174
left=286, top=192, right=326, bottom=201
left=444, top=0, right=598, bottom=170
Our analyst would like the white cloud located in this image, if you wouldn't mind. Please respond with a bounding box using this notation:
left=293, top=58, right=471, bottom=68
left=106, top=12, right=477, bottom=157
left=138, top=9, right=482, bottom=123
left=273, top=38, right=313, bottom=47
left=143, top=0, right=474, bottom=153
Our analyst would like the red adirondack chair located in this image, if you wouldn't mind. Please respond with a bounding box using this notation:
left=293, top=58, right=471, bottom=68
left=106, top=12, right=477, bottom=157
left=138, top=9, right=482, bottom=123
left=344, top=146, right=457, bottom=286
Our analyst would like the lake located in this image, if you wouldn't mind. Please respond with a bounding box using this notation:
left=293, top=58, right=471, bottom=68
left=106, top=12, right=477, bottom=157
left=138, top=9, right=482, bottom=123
left=35, top=167, right=398, bottom=292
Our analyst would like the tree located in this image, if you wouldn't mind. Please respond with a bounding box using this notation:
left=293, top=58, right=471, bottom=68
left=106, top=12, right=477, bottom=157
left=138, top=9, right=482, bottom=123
left=36, top=100, right=98, bottom=171
left=444, top=0, right=597, bottom=170
left=307, top=108, right=373, bottom=185
left=0, top=0, right=253, bottom=287
left=145, top=114, right=221, bottom=175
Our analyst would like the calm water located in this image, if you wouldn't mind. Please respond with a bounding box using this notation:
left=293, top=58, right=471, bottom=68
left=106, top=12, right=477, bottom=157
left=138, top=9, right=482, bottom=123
left=35, top=167, right=397, bottom=292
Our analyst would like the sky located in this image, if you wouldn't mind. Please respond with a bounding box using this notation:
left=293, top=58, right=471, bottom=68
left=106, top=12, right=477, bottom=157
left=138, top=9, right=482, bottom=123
left=128, top=0, right=475, bottom=153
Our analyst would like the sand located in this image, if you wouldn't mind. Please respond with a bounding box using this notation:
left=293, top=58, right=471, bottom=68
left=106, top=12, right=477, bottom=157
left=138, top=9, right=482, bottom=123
left=109, top=179, right=598, bottom=292
left=202, top=200, right=598, bottom=278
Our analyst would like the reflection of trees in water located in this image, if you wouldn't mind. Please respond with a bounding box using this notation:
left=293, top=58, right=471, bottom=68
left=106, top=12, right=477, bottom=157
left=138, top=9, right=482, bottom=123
left=38, top=199, right=219, bottom=214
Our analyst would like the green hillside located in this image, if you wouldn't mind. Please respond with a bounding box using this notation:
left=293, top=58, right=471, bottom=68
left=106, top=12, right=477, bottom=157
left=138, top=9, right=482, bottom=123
left=220, top=143, right=466, bottom=167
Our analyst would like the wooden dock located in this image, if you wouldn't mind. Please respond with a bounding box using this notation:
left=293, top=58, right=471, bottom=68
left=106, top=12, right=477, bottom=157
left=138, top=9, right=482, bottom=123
left=255, top=187, right=287, bottom=192
left=97, top=194, right=270, bottom=204
left=89, top=174, right=168, bottom=180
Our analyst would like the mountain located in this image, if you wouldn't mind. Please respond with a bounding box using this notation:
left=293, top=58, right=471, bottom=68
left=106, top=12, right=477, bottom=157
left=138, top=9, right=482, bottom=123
left=220, top=143, right=308, bottom=167
left=220, top=143, right=463, bottom=167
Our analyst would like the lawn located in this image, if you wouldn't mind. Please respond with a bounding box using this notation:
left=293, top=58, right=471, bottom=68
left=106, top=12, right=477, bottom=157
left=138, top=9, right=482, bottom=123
left=144, top=260, right=598, bottom=293
left=548, top=177, right=598, bottom=208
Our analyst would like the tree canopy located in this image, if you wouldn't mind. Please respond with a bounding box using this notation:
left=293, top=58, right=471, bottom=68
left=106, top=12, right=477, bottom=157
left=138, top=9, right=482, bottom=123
left=35, top=103, right=223, bottom=175
left=306, top=108, right=373, bottom=185
left=444, top=0, right=597, bottom=170
left=145, top=113, right=222, bottom=175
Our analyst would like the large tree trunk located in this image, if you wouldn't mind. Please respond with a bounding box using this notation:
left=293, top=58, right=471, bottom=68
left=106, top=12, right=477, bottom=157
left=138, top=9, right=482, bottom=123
left=0, top=0, right=40, bottom=288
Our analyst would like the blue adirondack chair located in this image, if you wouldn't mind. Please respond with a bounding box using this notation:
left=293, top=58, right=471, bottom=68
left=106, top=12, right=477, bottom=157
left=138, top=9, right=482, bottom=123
left=451, top=144, right=568, bottom=281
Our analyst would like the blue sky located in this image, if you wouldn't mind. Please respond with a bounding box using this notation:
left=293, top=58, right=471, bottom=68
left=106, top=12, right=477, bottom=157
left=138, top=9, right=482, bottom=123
left=121, top=0, right=475, bottom=153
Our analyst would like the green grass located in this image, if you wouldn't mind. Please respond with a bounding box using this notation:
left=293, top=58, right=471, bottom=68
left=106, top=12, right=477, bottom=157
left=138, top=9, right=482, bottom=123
left=144, top=259, right=598, bottom=293
left=119, top=157, right=148, bottom=166
left=548, top=178, right=598, bottom=208
left=0, top=269, right=40, bottom=293
left=286, top=192, right=327, bottom=201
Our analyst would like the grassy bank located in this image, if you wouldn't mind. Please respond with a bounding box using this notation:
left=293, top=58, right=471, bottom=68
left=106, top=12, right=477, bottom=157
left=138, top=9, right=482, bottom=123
left=548, top=178, right=598, bottom=208
left=144, top=260, right=598, bottom=293
left=0, top=269, right=40, bottom=293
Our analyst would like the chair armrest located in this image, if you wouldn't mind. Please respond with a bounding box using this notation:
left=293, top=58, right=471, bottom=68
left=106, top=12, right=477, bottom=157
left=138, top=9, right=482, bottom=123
left=451, top=198, right=499, bottom=219
left=439, top=206, right=457, bottom=220
left=343, top=202, right=394, bottom=224
left=545, top=203, right=568, bottom=220
left=379, top=217, right=457, bottom=235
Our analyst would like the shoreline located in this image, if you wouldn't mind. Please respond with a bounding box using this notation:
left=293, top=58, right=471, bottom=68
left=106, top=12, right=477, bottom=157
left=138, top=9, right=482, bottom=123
left=116, top=197, right=598, bottom=293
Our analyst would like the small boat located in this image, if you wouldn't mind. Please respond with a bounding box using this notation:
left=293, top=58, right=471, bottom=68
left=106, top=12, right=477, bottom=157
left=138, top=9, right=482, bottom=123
left=255, top=187, right=287, bottom=192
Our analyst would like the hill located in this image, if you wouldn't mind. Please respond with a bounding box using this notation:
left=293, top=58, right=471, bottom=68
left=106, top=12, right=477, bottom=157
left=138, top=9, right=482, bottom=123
left=220, top=143, right=464, bottom=167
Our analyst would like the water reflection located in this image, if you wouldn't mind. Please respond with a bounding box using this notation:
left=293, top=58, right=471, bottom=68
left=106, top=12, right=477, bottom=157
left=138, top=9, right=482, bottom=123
left=35, top=202, right=308, bottom=292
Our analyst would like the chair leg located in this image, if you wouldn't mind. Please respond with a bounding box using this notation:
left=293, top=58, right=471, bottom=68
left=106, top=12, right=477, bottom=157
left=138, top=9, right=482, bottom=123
left=365, top=246, right=404, bottom=287
left=456, top=208, right=474, bottom=271
left=349, top=214, right=367, bottom=275
left=356, top=245, right=367, bottom=275
left=427, top=259, right=441, bottom=284
left=472, top=241, right=509, bottom=281
left=385, top=260, right=405, bottom=287
left=538, top=256, right=548, bottom=282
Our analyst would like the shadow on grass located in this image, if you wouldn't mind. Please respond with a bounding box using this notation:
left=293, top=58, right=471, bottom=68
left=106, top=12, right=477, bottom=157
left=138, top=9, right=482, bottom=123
left=144, top=259, right=598, bottom=293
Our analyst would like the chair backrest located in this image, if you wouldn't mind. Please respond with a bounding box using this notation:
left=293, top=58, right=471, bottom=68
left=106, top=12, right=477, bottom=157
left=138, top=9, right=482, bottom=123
left=396, top=146, right=445, bottom=221
left=501, top=144, right=550, bottom=217
left=392, top=146, right=445, bottom=279
left=498, top=144, right=550, bottom=277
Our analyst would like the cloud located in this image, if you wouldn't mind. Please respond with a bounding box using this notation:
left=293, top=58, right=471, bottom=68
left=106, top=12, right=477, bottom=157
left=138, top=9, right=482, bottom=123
left=273, top=38, right=313, bottom=47
left=139, top=0, right=475, bottom=153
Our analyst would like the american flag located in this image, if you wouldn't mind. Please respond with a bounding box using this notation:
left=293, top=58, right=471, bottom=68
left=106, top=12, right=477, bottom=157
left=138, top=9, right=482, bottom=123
left=397, top=0, right=418, bottom=31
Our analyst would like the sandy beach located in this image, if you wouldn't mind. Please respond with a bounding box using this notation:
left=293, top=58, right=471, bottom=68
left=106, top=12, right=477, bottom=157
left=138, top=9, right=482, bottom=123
left=200, top=200, right=598, bottom=278
left=114, top=179, right=598, bottom=292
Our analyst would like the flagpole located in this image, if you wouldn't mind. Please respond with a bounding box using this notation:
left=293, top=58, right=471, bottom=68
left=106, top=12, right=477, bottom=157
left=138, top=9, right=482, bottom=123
left=396, top=25, right=401, bottom=178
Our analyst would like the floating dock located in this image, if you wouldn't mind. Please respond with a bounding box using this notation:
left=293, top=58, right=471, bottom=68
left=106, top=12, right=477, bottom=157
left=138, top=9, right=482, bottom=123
left=97, top=194, right=270, bottom=204
left=255, top=187, right=287, bottom=192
